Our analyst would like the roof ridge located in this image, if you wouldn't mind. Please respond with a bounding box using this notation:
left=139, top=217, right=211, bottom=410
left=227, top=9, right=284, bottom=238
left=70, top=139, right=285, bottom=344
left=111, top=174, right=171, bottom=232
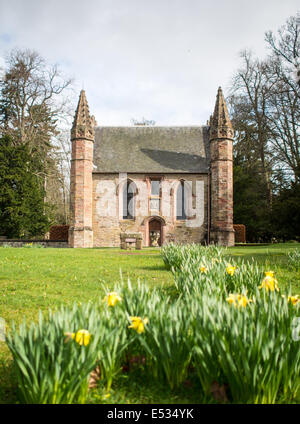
left=95, top=125, right=209, bottom=129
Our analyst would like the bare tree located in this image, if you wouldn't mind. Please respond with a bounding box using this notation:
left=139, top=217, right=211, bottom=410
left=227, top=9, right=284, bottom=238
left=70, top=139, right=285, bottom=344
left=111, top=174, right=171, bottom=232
left=0, top=48, right=74, bottom=224
left=229, top=50, right=274, bottom=205
left=0, top=49, right=72, bottom=149
left=265, top=14, right=300, bottom=94
left=230, top=14, right=300, bottom=188
left=265, top=15, right=300, bottom=182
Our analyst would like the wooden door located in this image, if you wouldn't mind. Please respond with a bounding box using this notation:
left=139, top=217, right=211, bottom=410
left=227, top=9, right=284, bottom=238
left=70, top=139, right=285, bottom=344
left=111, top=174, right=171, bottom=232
left=149, top=218, right=162, bottom=246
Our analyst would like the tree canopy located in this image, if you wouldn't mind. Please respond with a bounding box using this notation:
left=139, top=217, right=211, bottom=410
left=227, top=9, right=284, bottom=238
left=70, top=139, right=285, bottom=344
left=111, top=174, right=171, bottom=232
left=229, top=14, right=300, bottom=242
left=0, top=48, right=73, bottom=234
left=0, top=135, right=50, bottom=238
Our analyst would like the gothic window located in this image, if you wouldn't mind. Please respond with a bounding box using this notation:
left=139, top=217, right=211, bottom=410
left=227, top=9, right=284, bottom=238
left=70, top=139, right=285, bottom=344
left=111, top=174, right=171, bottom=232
left=176, top=180, right=187, bottom=220
left=150, top=179, right=161, bottom=213
left=123, top=180, right=136, bottom=219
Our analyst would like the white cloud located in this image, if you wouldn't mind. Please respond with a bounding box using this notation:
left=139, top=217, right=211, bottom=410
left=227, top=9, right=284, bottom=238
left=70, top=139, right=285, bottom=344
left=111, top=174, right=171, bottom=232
left=0, top=0, right=299, bottom=125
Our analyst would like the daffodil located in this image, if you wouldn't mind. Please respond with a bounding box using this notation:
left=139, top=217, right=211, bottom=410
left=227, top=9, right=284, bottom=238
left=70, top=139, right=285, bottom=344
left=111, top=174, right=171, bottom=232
left=258, top=271, right=279, bottom=292
left=200, top=265, right=207, bottom=273
left=282, top=294, right=299, bottom=306
left=226, top=264, right=236, bottom=276
left=72, top=329, right=91, bottom=346
left=128, top=316, right=149, bottom=334
left=226, top=293, right=252, bottom=308
left=104, top=291, right=122, bottom=306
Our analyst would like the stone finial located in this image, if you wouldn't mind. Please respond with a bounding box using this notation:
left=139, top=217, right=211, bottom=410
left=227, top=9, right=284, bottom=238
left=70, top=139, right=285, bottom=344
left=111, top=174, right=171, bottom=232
left=209, top=87, right=234, bottom=141
left=71, top=90, right=95, bottom=141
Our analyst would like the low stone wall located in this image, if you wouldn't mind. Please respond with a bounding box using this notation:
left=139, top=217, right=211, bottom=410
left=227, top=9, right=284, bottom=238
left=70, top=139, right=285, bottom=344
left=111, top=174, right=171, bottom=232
left=0, top=240, right=68, bottom=248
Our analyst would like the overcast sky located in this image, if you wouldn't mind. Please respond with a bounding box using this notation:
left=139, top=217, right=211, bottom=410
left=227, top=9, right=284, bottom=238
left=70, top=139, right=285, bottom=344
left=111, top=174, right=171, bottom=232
left=0, top=0, right=299, bottom=126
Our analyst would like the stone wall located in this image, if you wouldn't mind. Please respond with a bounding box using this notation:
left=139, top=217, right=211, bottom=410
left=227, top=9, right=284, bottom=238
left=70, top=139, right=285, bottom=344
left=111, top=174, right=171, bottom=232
left=0, top=240, right=69, bottom=248
left=92, top=173, right=208, bottom=247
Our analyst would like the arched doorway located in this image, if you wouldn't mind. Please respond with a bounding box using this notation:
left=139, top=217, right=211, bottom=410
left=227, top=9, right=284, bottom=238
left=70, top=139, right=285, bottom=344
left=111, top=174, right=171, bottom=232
left=141, top=216, right=166, bottom=247
left=149, top=218, right=162, bottom=246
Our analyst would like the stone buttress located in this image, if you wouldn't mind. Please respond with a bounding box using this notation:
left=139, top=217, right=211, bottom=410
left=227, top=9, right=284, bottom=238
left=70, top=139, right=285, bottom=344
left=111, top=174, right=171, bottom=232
left=69, top=90, right=96, bottom=248
left=209, top=87, right=235, bottom=247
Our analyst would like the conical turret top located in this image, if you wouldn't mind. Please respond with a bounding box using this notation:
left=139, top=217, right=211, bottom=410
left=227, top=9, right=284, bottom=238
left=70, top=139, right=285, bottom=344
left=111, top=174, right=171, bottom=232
left=71, top=90, right=96, bottom=141
left=209, top=87, right=234, bottom=141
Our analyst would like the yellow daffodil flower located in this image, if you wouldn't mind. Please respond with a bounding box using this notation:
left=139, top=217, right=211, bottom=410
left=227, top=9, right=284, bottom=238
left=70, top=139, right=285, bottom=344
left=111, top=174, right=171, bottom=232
left=128, top=316, right=149, bottom=334
left=200, top=265, right=207, bottom=273
left=226, top=294, right=237, bottom=306
left=226, top=293, right=252, bottom=308
left=258, top=271, right=279, bottom=292
left=72, top=329, right=91, bottom=346
left=226, top=264, right=236, bottom=276
left=104, top=291, right=122, bottom=306
left=282, top=294, right=299, bottom=306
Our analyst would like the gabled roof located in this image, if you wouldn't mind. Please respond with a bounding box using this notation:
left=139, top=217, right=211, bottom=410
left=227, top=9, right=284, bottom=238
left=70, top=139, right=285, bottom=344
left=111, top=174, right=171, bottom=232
left=93, top=126, right=210, bottom=173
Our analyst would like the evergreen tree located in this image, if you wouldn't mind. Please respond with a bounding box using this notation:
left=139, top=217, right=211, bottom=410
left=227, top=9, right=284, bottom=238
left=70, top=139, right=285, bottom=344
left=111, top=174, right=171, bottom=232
left=271, top=182, right=300, bottom=241
left=0, top=135, right=50, bottom=238
left=233, top=164, right=272, bottom=242
left=0, top=48, right=73, bottom=225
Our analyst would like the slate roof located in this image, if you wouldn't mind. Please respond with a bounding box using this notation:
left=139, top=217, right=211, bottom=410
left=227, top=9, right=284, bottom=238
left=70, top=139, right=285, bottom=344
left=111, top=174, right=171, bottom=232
left=93, top=126, right=210, bottom=173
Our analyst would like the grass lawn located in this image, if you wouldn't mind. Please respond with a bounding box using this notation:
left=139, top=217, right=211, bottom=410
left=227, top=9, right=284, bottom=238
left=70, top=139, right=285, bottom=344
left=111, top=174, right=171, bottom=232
left=0, top=243, right=299, bottom=404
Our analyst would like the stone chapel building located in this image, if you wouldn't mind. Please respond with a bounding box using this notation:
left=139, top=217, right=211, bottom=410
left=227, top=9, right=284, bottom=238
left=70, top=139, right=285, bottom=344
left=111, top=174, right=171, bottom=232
left=68, top=87, right=234, bottom=248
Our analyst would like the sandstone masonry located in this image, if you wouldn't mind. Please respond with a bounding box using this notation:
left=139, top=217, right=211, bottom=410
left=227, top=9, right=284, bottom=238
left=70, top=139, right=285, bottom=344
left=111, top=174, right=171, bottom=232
left=69, top=88, right=234, bottom=248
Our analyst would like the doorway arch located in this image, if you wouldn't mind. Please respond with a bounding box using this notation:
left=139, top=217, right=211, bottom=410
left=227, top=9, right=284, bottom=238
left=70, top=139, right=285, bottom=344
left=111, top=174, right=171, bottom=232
left=142, top=216, right=166, bottom=247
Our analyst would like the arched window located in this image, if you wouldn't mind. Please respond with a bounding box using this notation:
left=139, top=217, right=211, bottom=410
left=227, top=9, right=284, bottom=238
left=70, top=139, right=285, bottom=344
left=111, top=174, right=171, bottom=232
left=123, top=180, right=136, bottom=219
left=176, top=181, right=187, bottom=220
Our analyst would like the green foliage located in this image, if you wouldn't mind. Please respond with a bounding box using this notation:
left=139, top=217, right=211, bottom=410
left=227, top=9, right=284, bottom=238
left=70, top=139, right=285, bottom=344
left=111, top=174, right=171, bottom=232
left=0, top=48, right=72, bottom=227
left=172, top=255, right=263, bottom=298
left=139, top=300, right=193, bottom=389
left=188, top=290, right=299, bottom=403
left=287, top=249, right=300, bottom=271
left=6, top=304, right=102, bottom=404
left=271, top=182, right=300, bottom=241
left=233, top=164, right=272, bottom=242
left=161, top=243, right=223, bottom=271
left=229, top=13, right=300, bottom=241
left=0, top=135, right=50, bottom=238
left=156, top=244, right=300, bottom=402
left=2, top=245, right=300, bottom=404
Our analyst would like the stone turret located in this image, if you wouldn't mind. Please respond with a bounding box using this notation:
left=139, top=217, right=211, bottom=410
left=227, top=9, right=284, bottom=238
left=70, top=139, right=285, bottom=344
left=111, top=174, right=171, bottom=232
left=69, top=90, right=95, bottom=248
left=209, top=87, right=235, bottom=246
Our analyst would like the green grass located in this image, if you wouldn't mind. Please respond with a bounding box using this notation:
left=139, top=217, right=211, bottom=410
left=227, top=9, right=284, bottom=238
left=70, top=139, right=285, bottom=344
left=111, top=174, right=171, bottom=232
left=87, top=370, right=218, bottom=404
left=0, top=247, right=173, bottom=324
left=0, top=243, right=299, bottom=404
